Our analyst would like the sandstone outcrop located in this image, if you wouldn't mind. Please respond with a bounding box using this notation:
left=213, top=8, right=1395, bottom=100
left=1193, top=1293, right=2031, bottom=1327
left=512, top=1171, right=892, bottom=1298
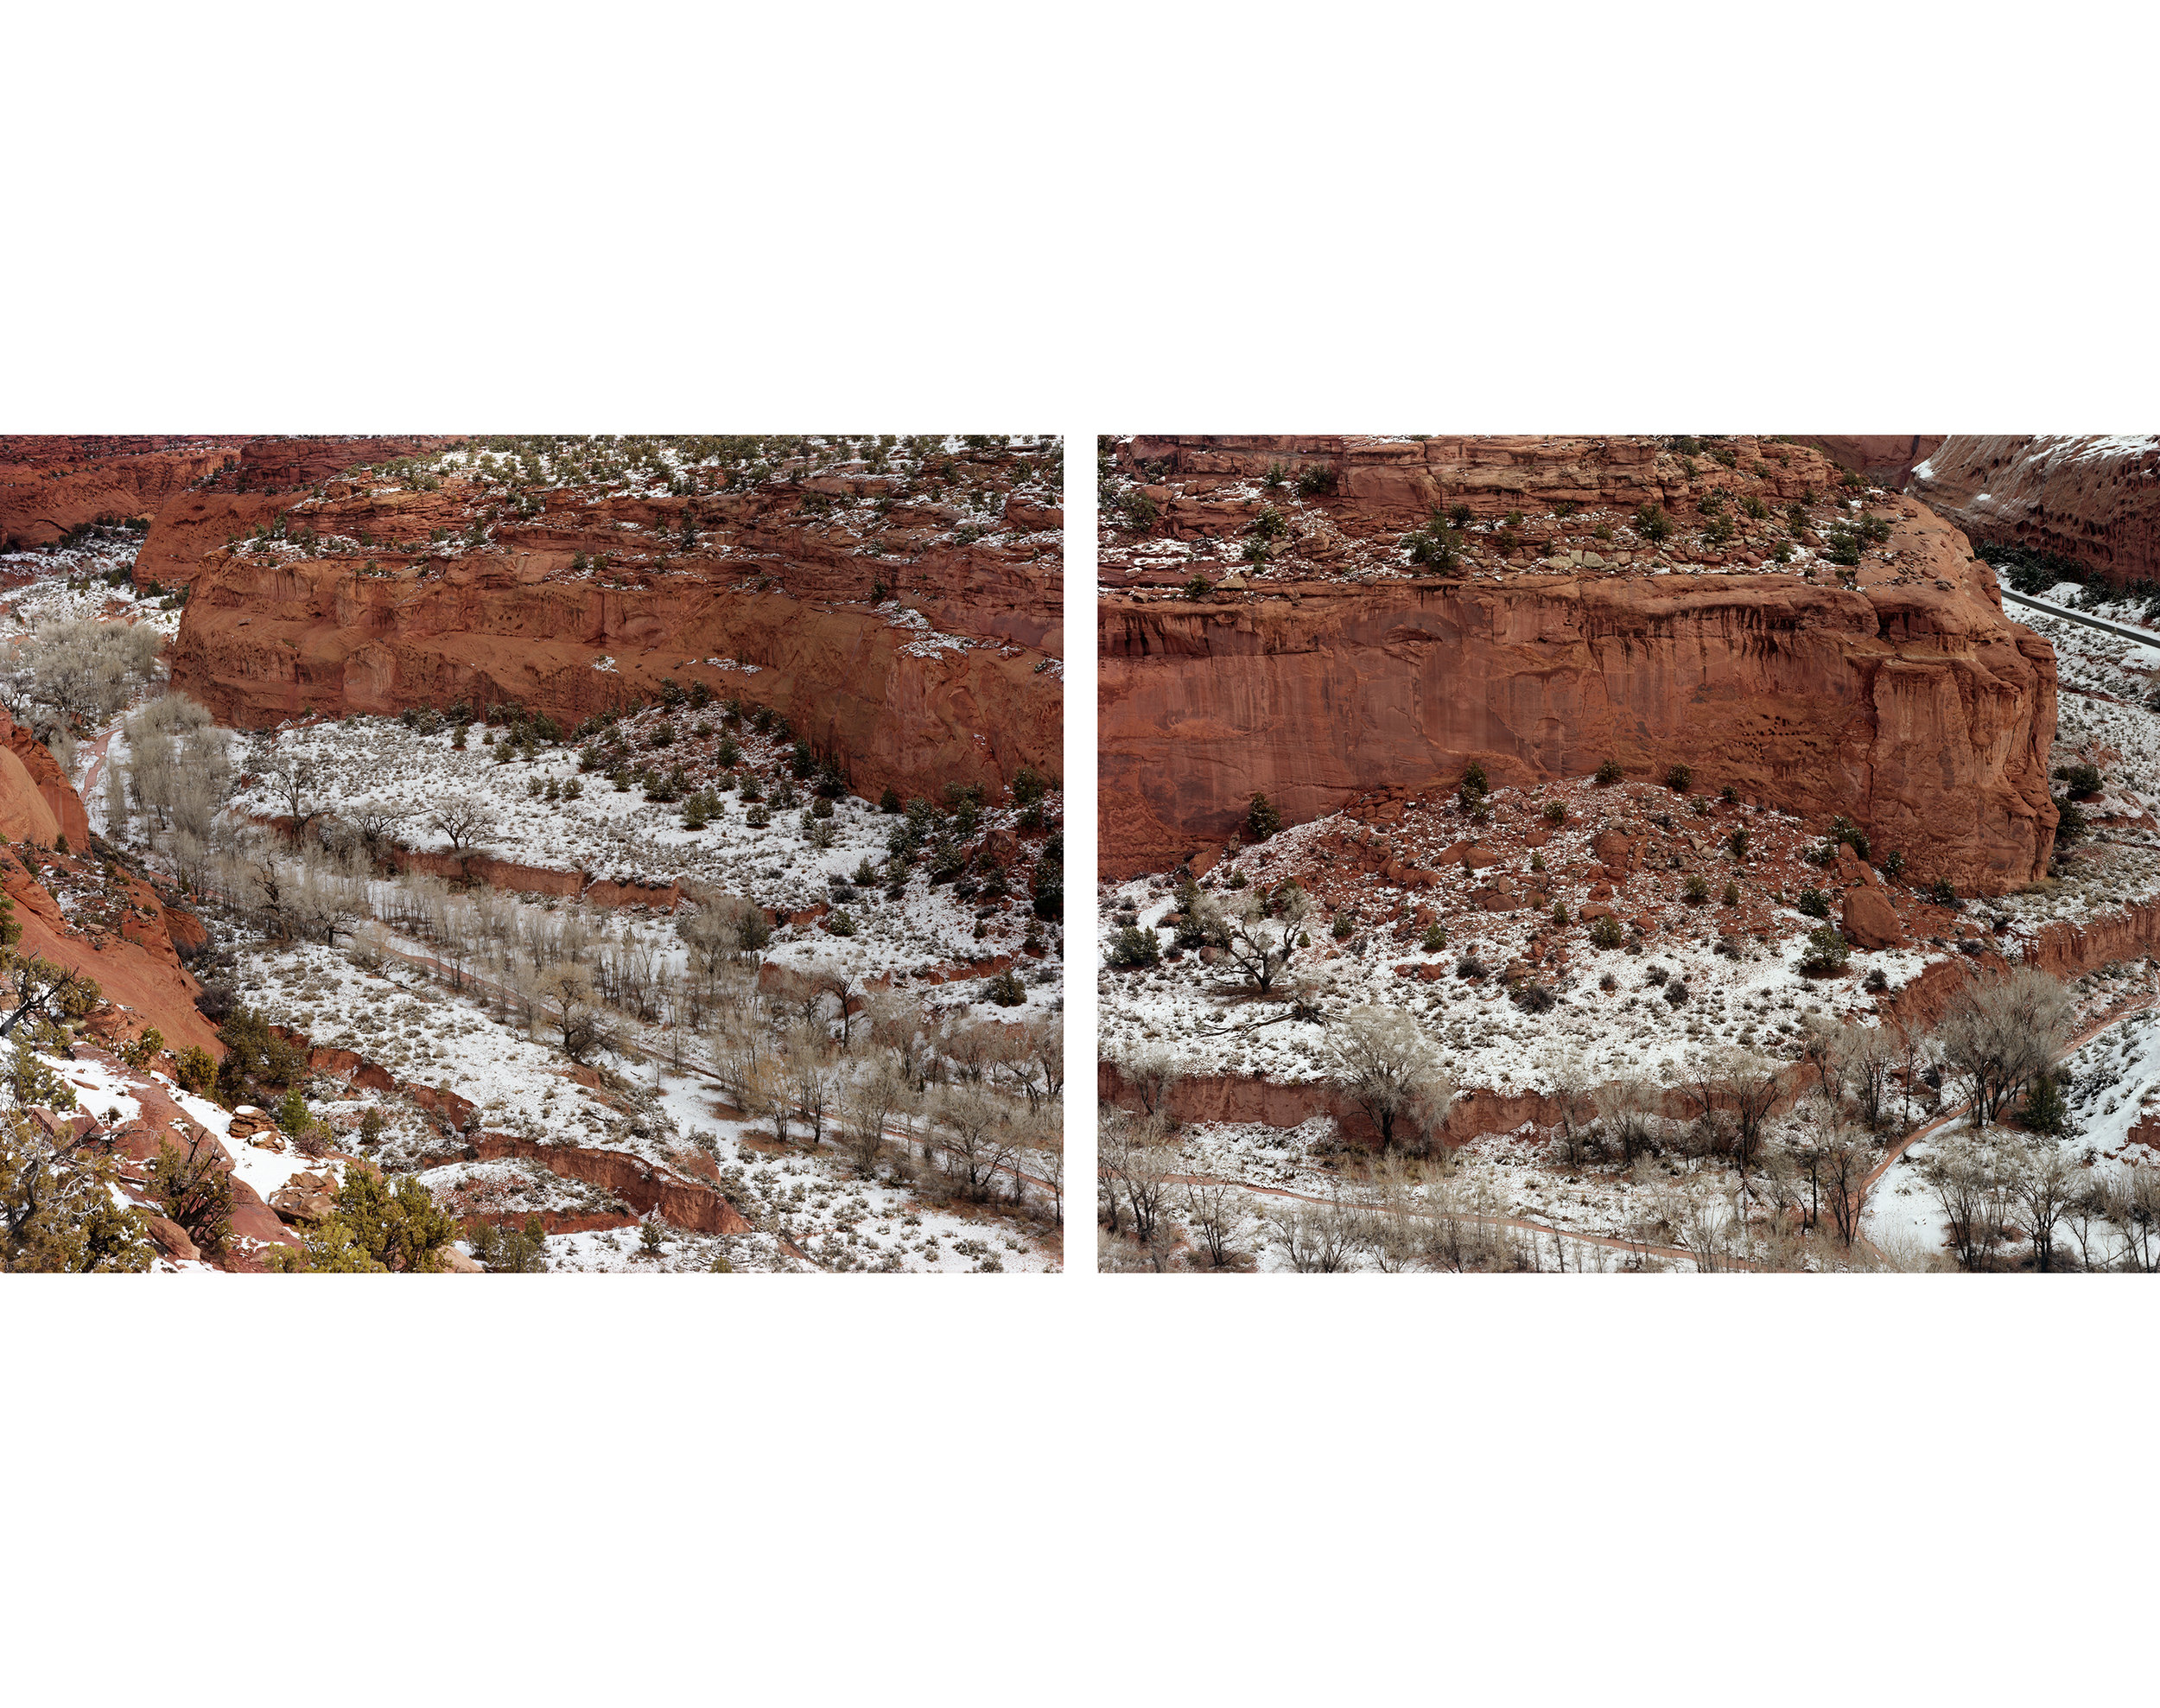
left=160, top=452, right=1062, bottom=804
left=1909, top=435, right=2160, bottom=587
left=1786, top=435, right=1945, bottom=487
left=0, top=441, right=235, bottom=549
left=1102, top=435, right=2056, bottom=897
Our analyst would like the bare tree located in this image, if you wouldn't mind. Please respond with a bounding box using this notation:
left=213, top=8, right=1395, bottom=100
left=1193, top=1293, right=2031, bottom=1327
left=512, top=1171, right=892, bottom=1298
left=1594, top=1075, right=1660, bottom=1165
left=1211, top=885, right=1309, bottom=997
left=934, top=1083, right=1020, bottom=1201
left=537, top=962, right=612, bottom=1063
left=2101, top=1167, right=2160, bottom=1273
left=1265, top=1191, right=1363, bottom=1272
left=1542, top=1049, right=1597, bottom=1166
left=1937, top=968, right=2074, bottom=1129
left=260, top=750, right=323, bottom=842
left=2008, top=1134, right=2077, bottom=1272
left=1327, top=1005, right=1453, bottom=1157
left=1116, top=1044, right=1183, bottom=1119
left=429, top=795, right=495, bottom=853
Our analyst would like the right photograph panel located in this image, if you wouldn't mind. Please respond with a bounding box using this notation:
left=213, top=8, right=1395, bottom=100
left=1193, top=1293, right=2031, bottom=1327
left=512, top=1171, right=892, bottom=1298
left=1098, top=434, right=2160, bottom=1273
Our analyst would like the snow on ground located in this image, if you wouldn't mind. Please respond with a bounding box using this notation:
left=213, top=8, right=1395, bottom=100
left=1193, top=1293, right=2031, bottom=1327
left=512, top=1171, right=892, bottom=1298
left=224, top=712, right=1062, bottom=1002
left=218, top=933, right=1058, bottom=1273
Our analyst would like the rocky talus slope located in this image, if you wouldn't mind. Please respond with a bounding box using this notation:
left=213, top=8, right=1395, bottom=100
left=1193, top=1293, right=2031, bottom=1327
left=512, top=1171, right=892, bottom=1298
left=1909, top=435, right=2160, bottom=587
left=1100, top=435, right=2056, bottom=895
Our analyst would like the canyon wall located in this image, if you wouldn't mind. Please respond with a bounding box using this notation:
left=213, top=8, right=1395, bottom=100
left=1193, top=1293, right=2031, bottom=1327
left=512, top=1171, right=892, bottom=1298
left=154, top=450, right=1062, bottom=803
left=1787, top=435, right=1945, bottom=487
left=0, top=442, right=235, bottom=549
left=1909, top=435, right=2160, bottom=587
left=1102, top=437, right=2055, bottom=895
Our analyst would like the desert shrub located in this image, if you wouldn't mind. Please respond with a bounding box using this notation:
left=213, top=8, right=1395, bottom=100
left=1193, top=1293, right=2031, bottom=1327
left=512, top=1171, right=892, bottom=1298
left=1799, top=924, right=1851, bottom=975
left=470, top=1215, right=549, bottom=1273
left=1634, top=505, right=1672, bottom=545
left=1728, top=827, right=1749, bottom=859
left=1928, top=877, right=1958, bottom=908
left=1296, top=464, right=1337, bottom=498
left=271, top=1168, right=458, bottom=1273
left=118, top=1027, right=164, bottom=1071
left=1666, top=765, right=1692, bottom=793
left=1032, top=834, right=1064, bottom=919
left=1595, top=758, right=1622, bottom=785
left=1883, top=850, right=1906, bottom=880
left=1662, top=980, right=1688, bottom=1007
left=745, top=803, right=771, bottom=829
left=1514, top=982, right=1556, bottom=1013
left=1542, top=799, right=1566, bottom=826
left=1588, top=914, right=1623, bottom=949
left=879, top=785, right=900, bottom=813
left=1550, top=900, right=1570, bottom=925
left=1455, top=955, right=1486, bottom=981
left=1795, top=887, right=1830, bottom=918
left=1331, top=911, right=1354, bottom=941
left=1247, top=792, right=1281, bottom=841
left=1420, top=923, right=1446, bottom=952
left=1108, top=924, right=1160, bottom=968
left=985, top=971, right=1026, bottom=1007
left=1722, top=880, right=1740, bottom=906
left=150, top=1137, right=232, bottom=1254
left=1683, top=873, right=1709, bottom=904
left=175, top=1046, right=215, bottom=1095
left=2064, top=762, right=2104, bottom=799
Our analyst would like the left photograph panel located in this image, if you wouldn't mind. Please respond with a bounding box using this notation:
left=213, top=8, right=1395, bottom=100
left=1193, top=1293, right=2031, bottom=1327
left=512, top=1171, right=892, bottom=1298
left=0, top=434, right=1064, bottom=1273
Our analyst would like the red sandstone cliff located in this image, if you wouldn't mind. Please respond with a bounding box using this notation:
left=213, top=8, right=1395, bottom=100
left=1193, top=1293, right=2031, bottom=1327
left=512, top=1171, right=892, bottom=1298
left=159, top=446, right=1063, bottom=803
left=1100, top=435, right=2056, bottom=895
left=1909, top=435, right=2160, bottom=587
left=0, top=442, right=236, bottom=549
left=1786, top=435, right=1945, bottom=487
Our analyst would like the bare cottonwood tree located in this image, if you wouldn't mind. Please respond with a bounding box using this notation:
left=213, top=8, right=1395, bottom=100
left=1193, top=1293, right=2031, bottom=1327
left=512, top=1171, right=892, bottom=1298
left=2009, top=1134, right=2078, bottom=1272
left=1327, top=1005, right=1453, bottom=1157
left=429, top=795, right=495, bottom=853
left=1937, top=968, right=2074, bottom=1129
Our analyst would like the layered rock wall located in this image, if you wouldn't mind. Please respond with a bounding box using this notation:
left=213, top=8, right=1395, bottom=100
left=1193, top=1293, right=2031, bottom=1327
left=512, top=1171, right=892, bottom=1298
left=1909, top=435, right=2160, bottom=587
left=1102, top=448, right=2056, bottom=894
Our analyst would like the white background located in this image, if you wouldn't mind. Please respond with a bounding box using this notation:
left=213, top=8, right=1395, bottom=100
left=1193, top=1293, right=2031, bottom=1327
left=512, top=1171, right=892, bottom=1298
left=8, top=3, right=2158, bottom=1703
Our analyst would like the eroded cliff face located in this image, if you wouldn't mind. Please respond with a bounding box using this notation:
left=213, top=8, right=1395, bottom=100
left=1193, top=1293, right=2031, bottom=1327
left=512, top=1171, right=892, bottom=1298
left=161, top=440, right=1063, bottom=803
left=1100, top=435, right=2056, bottom=894
left=1910, top=435, right=2160, bottom=586
left=1787, top=435, right=1945, bottom=487
left=0, top=440, right=235, bottom=549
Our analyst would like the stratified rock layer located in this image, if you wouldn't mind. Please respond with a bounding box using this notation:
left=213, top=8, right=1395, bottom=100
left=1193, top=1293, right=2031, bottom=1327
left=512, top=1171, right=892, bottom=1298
left=1910, top=435, right=2160, bottom=587
left=0, top=441, right=235, bottom=549
left=157, top=449, right=1062, bottom=805
left=1101, top=437, right=2056, bottom=894
left=1788, top=435, right=1945, bottom=487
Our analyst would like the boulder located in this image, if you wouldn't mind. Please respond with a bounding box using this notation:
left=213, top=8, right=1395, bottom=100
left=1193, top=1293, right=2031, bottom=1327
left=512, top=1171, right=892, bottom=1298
left=1842, top=886, right=1904, bottom=951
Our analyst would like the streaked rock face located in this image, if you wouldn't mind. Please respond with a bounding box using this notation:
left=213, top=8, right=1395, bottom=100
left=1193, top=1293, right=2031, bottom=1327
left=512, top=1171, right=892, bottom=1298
left=1911, top=435, right=2160, bottom=587
left=1101, top=435, right=2057, bottom=896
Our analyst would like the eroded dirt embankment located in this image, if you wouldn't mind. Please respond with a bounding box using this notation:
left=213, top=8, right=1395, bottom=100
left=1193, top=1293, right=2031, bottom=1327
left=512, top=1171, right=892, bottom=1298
left=1100, top=898, right=2160, bottom=1146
